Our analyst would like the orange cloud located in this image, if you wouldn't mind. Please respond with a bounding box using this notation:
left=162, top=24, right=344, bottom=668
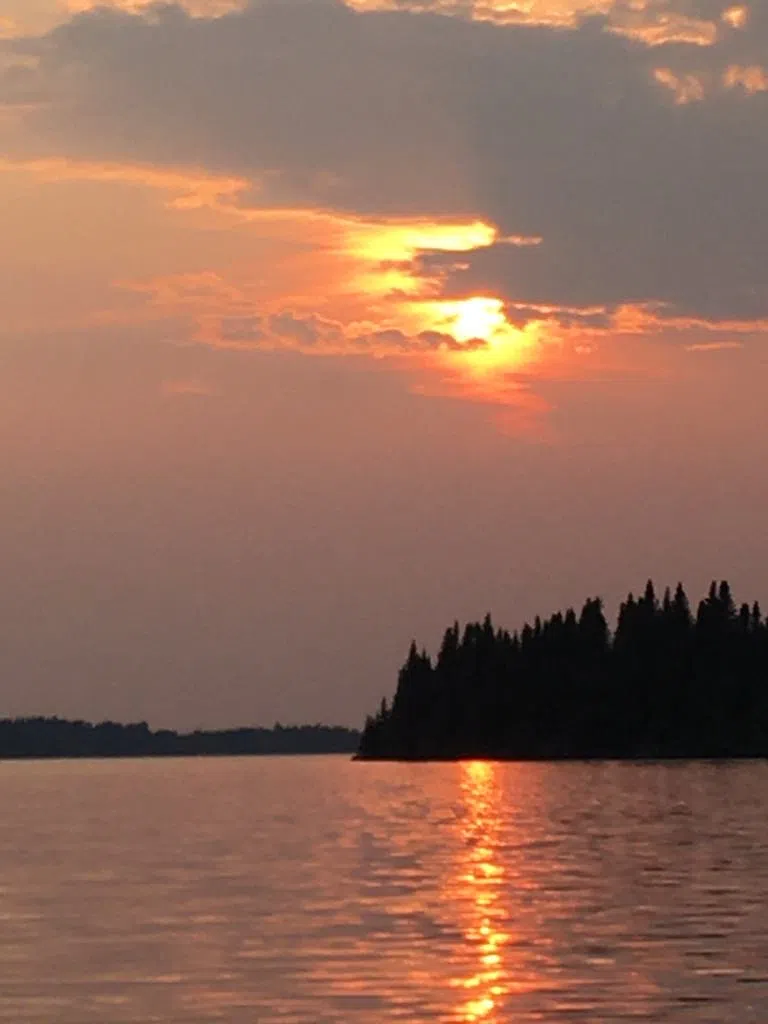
left=348, top=0, right=720, bottom=46
left=653, top=68, right=706, bottom=104
left=125, top=224, right=542, bottom=352
left=685, top=341, right=744, bottom=352
left=114, top=202, right=554, bottom=421
left=617, top=11, right=717, bottom=47
left=1, top=146, right=753, bottom=431
left=4, top=150, right=751, bottom=430
left=348, top=0, right=612, bottom=27
left=724, top=65, right=768, bottom=94
left=65, top=0, right=242, bottom=16
left=653, top=61, right=768, bottom=104
left=610, top=304, right=768, bottom=337
left=116, top=200, right=536, bottom=342
left=0, top=156, right=250, bottom=212
left=119, top=232, right=758, bottom=427
left=16, top=0, right=731, bottom=50
left=722, top=6, right=749, bottom=30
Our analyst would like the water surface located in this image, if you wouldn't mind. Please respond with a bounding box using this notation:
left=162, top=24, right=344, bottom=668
left=0, top=756, right=766, bottom=1022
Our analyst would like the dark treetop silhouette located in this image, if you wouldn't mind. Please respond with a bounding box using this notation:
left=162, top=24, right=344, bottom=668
left=358, top=581, right=768, bottom=760
left=0, top=720, right=359, bottom=760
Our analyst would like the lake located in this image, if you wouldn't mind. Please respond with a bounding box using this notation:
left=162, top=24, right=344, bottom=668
left=0, top=756, right=766, bottom=1022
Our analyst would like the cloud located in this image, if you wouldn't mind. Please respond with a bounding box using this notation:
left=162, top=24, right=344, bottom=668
left=65, top=0, right=242, bottom=16
left=325, top=0, right=738, bottom=44
left=684, top=339, right=743, bottom=351
left=198, top=307, right=492, bottom=356
left=0, top=155, right=249, bottom=210
left=3, top=0, right=768, bottom=332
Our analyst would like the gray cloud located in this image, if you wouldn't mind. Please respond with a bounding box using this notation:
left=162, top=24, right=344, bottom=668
left=4, top=0, right=768, bottom=320
left=215, top=309, right=489, bottom=351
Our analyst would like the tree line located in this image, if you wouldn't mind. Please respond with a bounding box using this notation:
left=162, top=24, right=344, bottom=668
left=0, top=718, right=360, bottom=759
left=358, top=581, right=768, bottom=760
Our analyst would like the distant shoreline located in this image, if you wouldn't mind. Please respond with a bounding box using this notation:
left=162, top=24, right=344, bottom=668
left=0, top=717, right=360, bottom=760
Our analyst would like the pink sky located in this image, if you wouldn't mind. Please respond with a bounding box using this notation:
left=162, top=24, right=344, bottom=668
left=1, top=0, right=767, bottom=728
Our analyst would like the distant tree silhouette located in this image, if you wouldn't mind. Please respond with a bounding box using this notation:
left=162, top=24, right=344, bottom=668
left=357, top=581, right=768, bottom=760
left=0, top=719, right=360, bottom=760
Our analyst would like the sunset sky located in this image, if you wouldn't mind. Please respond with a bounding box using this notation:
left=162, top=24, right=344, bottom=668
left=1, top=0, right=768, bottom=728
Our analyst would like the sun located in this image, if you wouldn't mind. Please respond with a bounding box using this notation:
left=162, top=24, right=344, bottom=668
left=409, top=295, right=510, bottom=345
left=444, top=297, right=508, bottom=343
left=401, top=294, right=540, bottom=385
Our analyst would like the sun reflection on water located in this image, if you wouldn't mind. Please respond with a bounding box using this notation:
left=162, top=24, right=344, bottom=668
left=452, top=761, right=511, bottom=1022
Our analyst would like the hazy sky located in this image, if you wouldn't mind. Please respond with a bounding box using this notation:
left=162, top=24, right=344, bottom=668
left=1, top=0, right=767, bottom=728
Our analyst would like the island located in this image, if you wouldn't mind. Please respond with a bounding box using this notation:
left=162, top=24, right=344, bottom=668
left=357, top=580, right=768, bottom=760
left=0, top=719, right=359, bottom=760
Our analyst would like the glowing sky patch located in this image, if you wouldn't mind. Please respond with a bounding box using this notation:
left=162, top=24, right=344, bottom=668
left=2, top=0, right=764, bottom=408
left=723, top=5, right=749, bottom=29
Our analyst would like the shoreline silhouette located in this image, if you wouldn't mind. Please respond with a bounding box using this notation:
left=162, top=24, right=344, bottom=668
left=0, top=718, right=359, bottom=760
left=358, top=580, right=768, bottom=761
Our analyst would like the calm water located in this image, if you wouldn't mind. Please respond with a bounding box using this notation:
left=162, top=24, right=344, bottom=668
left=0, top=757, right=767, bottom=1022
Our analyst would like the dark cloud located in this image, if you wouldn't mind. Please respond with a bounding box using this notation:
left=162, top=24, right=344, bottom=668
left=214, top=310, right=489, bottom=351
left=4, top=0, right=768, bottom=320
left=417, top=329, right=487, bottom=351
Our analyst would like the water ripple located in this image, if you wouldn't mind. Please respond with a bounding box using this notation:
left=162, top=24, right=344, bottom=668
left=0, top=757, right=766, bottom=1021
